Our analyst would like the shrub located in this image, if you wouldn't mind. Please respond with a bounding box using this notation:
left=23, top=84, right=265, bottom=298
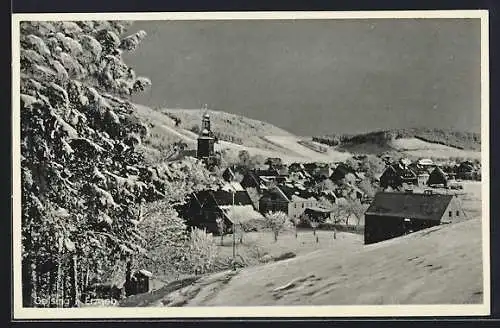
left=183, top=228, right=219, bottom=275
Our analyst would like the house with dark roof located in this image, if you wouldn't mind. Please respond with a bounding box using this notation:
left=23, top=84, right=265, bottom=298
left=427, top=166, right=448, bottom=187
left=179, top=182, right=263, bottom=234
left=222, top=166, right=237, bottom=182
left=456, top=161, right=480, bottom=180
left=379, top=163, right=418, bottom=190
left=303, top=207, right=332, bottom=223
left=329, top=163, right=360, bottom=184
left=364, top=190, right=464, bottom=244
left=333, top=183, right=365, bottom=202
left=240, top=168, right=287, bottom=192
left=222, top=165, right=247, bottom=182
left=302, top=162, right=332, bottom=179
left=259, top=184, right=318, bottom=221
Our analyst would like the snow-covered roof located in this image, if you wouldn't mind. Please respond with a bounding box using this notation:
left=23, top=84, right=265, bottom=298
left=136, top=269, right=153, bottom=277
left=219, top=205, right=264, bottom=223
left=221, top=182, right=245, bottom=192
left=418, top=158, right=434, bottom=166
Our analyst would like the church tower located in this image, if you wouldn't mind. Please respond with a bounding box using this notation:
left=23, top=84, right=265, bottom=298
left=197, top=106, right=215, bottom=160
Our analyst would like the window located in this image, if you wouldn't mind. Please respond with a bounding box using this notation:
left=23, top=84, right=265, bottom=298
left=449, top=211, right=452, bottom=217
left=302, top=203, right=304, bottom=208
left=456, top=211, right=460, bottom=216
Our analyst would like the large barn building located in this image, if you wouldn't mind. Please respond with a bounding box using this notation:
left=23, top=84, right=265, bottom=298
left=364, top=191, right=464, bottom=245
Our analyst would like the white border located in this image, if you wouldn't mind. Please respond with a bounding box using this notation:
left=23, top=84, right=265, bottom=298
left=11, top=10, right=490, bottom=319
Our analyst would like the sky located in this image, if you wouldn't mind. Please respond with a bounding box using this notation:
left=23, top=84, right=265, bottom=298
left=123, top=19, right=481, bottom=136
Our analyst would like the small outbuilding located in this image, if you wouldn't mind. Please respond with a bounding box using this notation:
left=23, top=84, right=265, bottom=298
left=303, top=207, right=332, bottom=224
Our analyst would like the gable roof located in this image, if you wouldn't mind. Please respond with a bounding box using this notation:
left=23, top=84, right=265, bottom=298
left=365, top=192, right=454, bottom=221
left=278, top=183, right=316, bottom=201
left=222, top=167, right=235, bottom=181
left=382, top=163, right=417, bottom=178
left=255, top=168, right=280, bottom=177
left=429, top=166, right=448, bottom=179
left=241, top=171, right=267, bottom=190
left=220, top=204, right=264, bottom=224
left=221, top=182, right=245, bottom=192
left=211, top=189, right=253, bottom=207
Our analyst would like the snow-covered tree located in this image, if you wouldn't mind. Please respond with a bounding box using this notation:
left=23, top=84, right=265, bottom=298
left=265, top=211, right=292, bottom=242
left=19, top=20, right=220, bottom=307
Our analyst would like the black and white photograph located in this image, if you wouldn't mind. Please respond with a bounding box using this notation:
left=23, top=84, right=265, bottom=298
left=11, top=11, right=490, bottom=319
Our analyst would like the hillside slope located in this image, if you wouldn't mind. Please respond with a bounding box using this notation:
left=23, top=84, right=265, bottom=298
left=133, top=104, right=481, bottom=163
left=314, top=129, right=481, bottom=159
left=163, top=108, right=293, bottom=150
left=126, top=219, right=483, bottom=306
left=132, top=105, right=351, bottom=163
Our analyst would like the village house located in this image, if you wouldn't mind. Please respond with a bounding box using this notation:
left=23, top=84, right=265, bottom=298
left=258, top=183, right=318, bottom=221
left=417, top=158, right=434, bottom=168
left=302, top=162, right=332, bottom=180
left=240, top=168, right=287, bottom=192
left=379, top=162, right=418, bottom=190
left=221, top=165, right=247, bottom=182
left=334, top=183, right=365, bottom=202
left=303, top=207, right=332, bottom=224
left=265, top=157, right=284, bottom=170
left=427, top=166, right=449, bottom=188
left=222, top=165, right=237, bottom=182
left=329, top=163, right=360, bottom=184
left=417, top=173, right=430, bottom=186
left=456, top=161, right=480, bottom=180
left=364, top=190, right=464, bottom=245
left=179, top=182, right=263, bottom=234
left=441, top=163, right=458, bottom=180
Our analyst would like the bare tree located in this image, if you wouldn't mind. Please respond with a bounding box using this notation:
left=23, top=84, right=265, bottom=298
left=215, top=217, right=225, bottom=246
left=305, top=215, right=320, bottom=243
left=265, top=211, right=292, bottom=242
left=345, top=200, right=366, bottom=226
left=290, top=217, right=300, bottom=238
left=329, top=203, right=350, bottom=239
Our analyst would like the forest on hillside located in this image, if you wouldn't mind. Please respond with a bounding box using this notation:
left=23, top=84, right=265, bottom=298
left=313, top=128, right=481, bottom=151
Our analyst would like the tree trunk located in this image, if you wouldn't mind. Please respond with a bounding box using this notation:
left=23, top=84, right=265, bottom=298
left=220, top=234, right=224, bottom=246
left=48, top=269, right=55, bottom=307
left=56, top=255, right=63, bottom=307
left=232, top=225, right=236, bottom=266
left=69, top=255, right=79, bottom=307
left=85, top=267, right=90, bottom=290
left=316, top=235, right=319, bottom=243
left=22, top=258, right=36, bottom=307
left=274, top=232, right=278, bottom=242
left=125, top=259, right=133, bottom=297
left=79, top=263, right=86, bottom=296
left=62, top=271, right=67, bottom=307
